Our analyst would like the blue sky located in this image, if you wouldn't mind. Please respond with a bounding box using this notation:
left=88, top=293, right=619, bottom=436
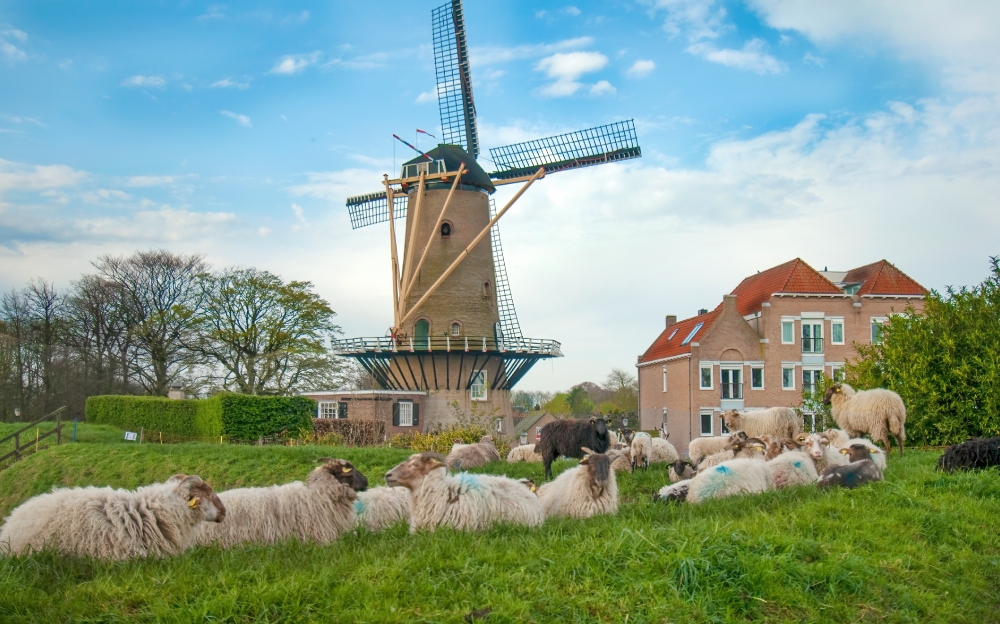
left=2, top=1, right=999, bottom=390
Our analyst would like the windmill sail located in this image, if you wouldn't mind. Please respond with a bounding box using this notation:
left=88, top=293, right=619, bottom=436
left=432, top=0, right=479, bottom=158
left=489, top=197, right=522, bottom=342
left=346, top=191, right=408, bottom=230
left=489, top=120, right=641, bottom=180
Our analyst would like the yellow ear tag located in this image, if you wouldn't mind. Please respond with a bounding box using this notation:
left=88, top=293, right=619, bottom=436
left=188, top=497, right=199, bottom=509
left=341, top=467, right=352, bottom=473
left=530, top=485, right=536, bottom=492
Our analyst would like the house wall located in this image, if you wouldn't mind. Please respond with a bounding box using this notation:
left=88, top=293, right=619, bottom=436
left=306, top=391, right=427, bottom=438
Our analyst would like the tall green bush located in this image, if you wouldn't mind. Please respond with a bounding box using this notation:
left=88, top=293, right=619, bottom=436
left=215, top=394, right=315, bottom=441
left=847, top=256, right=1000, bottom=445
left=86, top=396, right=212, bottom=437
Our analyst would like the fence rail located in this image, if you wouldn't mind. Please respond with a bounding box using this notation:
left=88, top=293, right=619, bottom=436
left=333, top=335, right=562, bottom=356
left=0, top=407, right=66, bottom=468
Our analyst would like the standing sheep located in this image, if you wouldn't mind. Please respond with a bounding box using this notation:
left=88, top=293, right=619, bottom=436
left=506, top=443, right=543, bottom=463
left=446, top=436, right=501, bottom=470
left=765, top=451, right=819, bottom=489
left=536, top=417, right=611, bottom=479
left=630, top=432, right=653, bottom=471
left=817, top=444, right=884, bottom=489
left=536, top=448, right=623, bottom=519
left=194, top=459, right=368, bottom=548
left=689, top=431, right=747, bottom=466
left=384, top=452, right=544, bottom=532
left=722, top=408, right=802, bottom=440
left=1, top=475, right=225, bottom=559
left=824, top=383, right=907, bottom=456
left=686, top=458, right=775, bottom=504
left=354, top=486, right=412, bottom=532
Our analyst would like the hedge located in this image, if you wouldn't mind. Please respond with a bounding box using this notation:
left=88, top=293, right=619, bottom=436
left=86, top=394, right=316, bottom=441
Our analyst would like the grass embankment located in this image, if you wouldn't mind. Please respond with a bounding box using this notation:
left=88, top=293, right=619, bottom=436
left=0, top=436, right=998, bottom=623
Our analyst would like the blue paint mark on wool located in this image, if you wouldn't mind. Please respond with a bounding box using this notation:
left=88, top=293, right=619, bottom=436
left=793, top=461, right=802, bottom=468
left=715, top=465, right=730, bottom=475
left=457, top=472, right=482, bottom=491
left=354, top=499, right=366, bottom=514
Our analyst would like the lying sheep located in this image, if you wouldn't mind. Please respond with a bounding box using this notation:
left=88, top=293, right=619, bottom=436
left=446, top=436, right=501, bottom=470
left=506, top=443, right=543, bottom=463
left=937, top=436, right=1000, bottom=473
left=195, top=459, right=367, bottom=548
left=1, top=475, right=225, bottom=559
left=824, top=383, right=907, bottom=456
left=686, top=458, right=775, bottom=504
left=698, top=437, right=766, bottom=470
left=385, top=452, right=544, bottom=532
left=818, top=444, right=884, bottom=489
left=536, top=448, right=623, bottom=519
left=651, top=437, right=679, bottom=464
left=657, top=479, right=691, bottom=503
left=722, top=408, right=802, bottom=440
left=843, top=437, right=887, bottom=470
left=763, top=437, right=802, bottom=461
left=631, top=432, right=653, bottom=471
left=802, top=433, right=850, bottom=474
left=689, top=431, right=747, bottom=466
left=766, top=451, right=819, bottom=489
left=354, top=486, right=411, bottom=532
left=607, top=430, right=619, bottom=446
left=609, top=443, right=633, bottom=474
left=536, top=417, right=611, bottom=480
left=669, top=459, right=696, bottom=483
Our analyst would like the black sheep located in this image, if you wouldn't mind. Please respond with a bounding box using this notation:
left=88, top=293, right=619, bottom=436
left=937, top=436, right=1000, bottom=472
left=817, top=444, right=883, bottom=489
left=536, top=417, right=610, bottom=479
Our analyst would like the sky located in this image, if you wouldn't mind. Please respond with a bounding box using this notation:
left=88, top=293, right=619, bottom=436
left=1, top=1, right=999, bottom=391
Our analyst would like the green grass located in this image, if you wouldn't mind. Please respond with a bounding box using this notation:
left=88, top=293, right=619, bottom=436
left=0, top=439, right=998, bottom=623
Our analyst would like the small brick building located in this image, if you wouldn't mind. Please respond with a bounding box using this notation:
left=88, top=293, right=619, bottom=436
left=636, top=259, right=926, bottom=455
left=300, top=390, right=427, bottom=438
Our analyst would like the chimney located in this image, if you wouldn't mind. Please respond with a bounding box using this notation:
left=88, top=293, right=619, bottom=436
left=665, top=315, right=676, bottom=329
left=168, top=384, right=184, bottom=400
left=697, top=308, right=708, bottom=315
left=722, top=294, right=737, bottom=313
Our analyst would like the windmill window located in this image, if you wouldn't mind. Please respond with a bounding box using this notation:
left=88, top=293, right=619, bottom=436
left=482, top=281, right=491, bottom=299
left=441, top=221, right=452, bottom=237
left=451, top=322, right=461, bottom=336
left=471, top=371, right=487, bottom=401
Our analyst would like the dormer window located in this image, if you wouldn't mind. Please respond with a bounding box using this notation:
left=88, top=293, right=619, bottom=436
left=681, top=322, right=704, bottom=346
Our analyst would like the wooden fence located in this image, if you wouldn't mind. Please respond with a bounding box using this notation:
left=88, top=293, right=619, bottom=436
left=0, top=407, right=66, bottom=469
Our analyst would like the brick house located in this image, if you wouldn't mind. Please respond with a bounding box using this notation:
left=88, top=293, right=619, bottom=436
left=636, top=259, right=926, bottom=455
left=512, top=411, right=560, bottom=445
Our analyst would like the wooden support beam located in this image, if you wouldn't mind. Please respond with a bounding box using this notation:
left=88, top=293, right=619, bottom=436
left=399, top=164, right=465, bottom=317
left=384, top=174, right=402, bottom=330
left=398, top=167, right=544, bottom=328
left=398, top=171, right=425, bottom=322
left=492, top=171, right=547, bottom=186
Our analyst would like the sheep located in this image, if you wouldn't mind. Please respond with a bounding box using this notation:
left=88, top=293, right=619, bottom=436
left=518, top=478, right=538, bottom=493
left=385, top=452, right=544, bottom=532
left=535, top=448, right=623, bottom=519
left=536, top=417, right=611, bottom=479
left=765, top=451, right=819, bottom=489
left=937, top=436, right=1000, bottom=473
left=195, top=458, right=368, bottom=548
left=697, top=437, right=766, bottom=470
left=446, top=436, right=501, bottom=470
left=609, top=443, right=633, bottom=474
left=842, top=437, right=887, bottom=470
left=817, top=444, right=884, bottom=489
left=354, top=486, right=411, bottom=532
left=686, top=458, right=775, bottom=503
left=824, top=383, right=907, bottom=456
left=607, top=430, right=620, bottom=446
left=0, top=475, right=225, bottom=560
left=763, top=437, right=803, bottom=461
left=651, top=437, right=680, bottom=464
left=688, top=431, right=747, bottom=465
left=630, top=431, right=652, bottom=471
left=801, top=433, right=850, bottom=474
left=669, top=459, right=696, bottom=483
left=721, top=408, right=802, bottom=440
left=506, top=443, right=543, bottom=463
left=657, top=479, right=691, bottom=503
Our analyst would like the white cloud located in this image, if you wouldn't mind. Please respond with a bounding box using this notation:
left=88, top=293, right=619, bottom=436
left=536, top=51, right=609, bottom=97
left=803, top=52, right=826, bottom=67
left=650, top=0, right=729, bottom=43
left=125, top=175, right=176, bottom=187
left=120, top=75, right=167, bottom=88
left=1, top=28, right=27, bottom=42
left=324, top=52, right=390, bottom=70
left=1, top=39, right=26, bottom=61
left=472, top=37, right=593, bottom=66
left=589, top=80, right=616, bottom=97
left=626, top=59, right=656, bottom=78
left=1, top=114, right=47, bottom=128
left=198, top=4, right=225, bottom=21
left=220, top=110, right=252, bottom=127
left=415, top=89, right=437, bottom=104
left=0, top=159, right=85, bottom=193
left=564, top=6, right=582, bottom=16
left=80, top=189, right=132, bottom=204
left=269, top=51, right=321, bottom=75
left=211, top=78, right=250, bottom=89
left=291, top=203, right=308, bottom=231
left=58, top=59, right=73, bottom=70
left=687, top=38, right=785, bottom=74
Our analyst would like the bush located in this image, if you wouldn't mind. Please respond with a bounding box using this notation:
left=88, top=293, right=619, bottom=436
left=215, top=394, right=315, bottom=441
left=390, top=424, right=511, bottom=459
left=312, top=419, right=385, bottom=447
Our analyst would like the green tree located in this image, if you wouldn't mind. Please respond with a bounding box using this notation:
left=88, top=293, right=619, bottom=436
left=603, top=368, right=638, bottom=414
left=847, top=256, right=1000, bottom=444
left=566, top=386, right=595, bottom=415
left=542, top=392, right=571, bottom=414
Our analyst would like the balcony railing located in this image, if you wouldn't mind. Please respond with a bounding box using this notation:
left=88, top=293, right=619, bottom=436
left=801, top=337, right=824, bottom=353
left=332, top=336, right=563, bottom=357
left=721, top=382, right=743, bottom=400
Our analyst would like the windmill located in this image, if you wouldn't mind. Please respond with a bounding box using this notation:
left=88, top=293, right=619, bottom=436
left=335, top=0, right=641, bottom=426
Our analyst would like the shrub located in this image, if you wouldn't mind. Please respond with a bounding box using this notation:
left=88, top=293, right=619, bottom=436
left=312, top=419, right=385, bottom=447
left=390, top=424, right=511, bottom=459
left=215, top=394, right=315, bottom=441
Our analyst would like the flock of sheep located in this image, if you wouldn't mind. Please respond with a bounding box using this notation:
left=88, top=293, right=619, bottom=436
left=0, top=383, right=907, bottom=561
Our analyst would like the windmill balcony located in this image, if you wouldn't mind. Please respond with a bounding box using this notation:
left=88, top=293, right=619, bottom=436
left=332, top=336, right=563, bottom=357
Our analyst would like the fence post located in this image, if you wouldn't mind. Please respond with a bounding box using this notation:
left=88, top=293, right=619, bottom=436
left=160, top=432, right=163, bottom=445
left=35, top=428, right=39, bottom=454
left=57, top=412, right=61, bottom=446
left=14, top=432, right=19, bottom=460
left=73, top=418, right=78, bottom=443
left=139, top=427, right=144, bottom=444
left=220, top=435, right=223, bottom=445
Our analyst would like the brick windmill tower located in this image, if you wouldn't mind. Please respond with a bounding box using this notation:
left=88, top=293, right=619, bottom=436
left=336, top=0, right=642, bottom=430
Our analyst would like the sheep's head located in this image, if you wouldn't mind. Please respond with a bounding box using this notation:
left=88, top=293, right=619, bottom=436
left=731, top=437, right=766, bottom=457
left=478, top=435, right=494, bottom=446
left=621, top=428, right=634, bottom=444
left=580, top=448, right=617, bottom=498
left=518, top=478, right=538, bottom=494
left=590, top=417, right=609, bottom=438
left=728, top=431, right=749, bottom=444
left=177, top=475, right=225, bottom=524
left=794, top=432, right=810, bottom=445
left=658, top=425, right=669, bottom=440
left=823, top=384, right=843, bottom=405
left=672, top=459, right=694, bottom=477
left=840, top=444, right=874, bottom=462
left=385, top=452, right=447, bottom=490
left=721, top=410, right=741, bottom=430
left=804, top=433, right=831, bottom=460
left=317, top=458, right=369, bottom=492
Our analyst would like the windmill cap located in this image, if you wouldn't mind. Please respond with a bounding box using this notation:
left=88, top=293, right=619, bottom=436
left=403, top=144, right=495, bottom=193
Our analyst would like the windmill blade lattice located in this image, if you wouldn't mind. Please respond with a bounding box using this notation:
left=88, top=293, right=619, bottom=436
left=489, top=197, right=522, bottom=342
left=346, top=191, right=408, bottom=230
left=432, top=0, right=479, bottom=158
left=489, top=120, right=641, bottom=180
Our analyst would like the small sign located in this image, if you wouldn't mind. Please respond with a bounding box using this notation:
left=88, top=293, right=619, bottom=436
left=124, top=431, right=138, bottom=441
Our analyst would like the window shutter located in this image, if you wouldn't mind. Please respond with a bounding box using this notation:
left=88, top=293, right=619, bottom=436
left=412, top=404, right=419, bottom=426
left=392, top=402, right=400, bottom=426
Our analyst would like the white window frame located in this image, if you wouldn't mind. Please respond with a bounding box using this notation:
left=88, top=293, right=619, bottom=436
left=471, top=371, right=488, bottom=401
left=781, top=319, right=795, bottom=344
left=700, top=410, right=714, bottom=436
left=750, top=366, right=764, bottom=390
left=720, top=366, right=742, bottom=399
left=662, top=365, right=667, bottom=392
left=450, top=321, right=461, bottom=336
left=871, top=317, right=888, bottom=344
left=398, top=401, right=414, bottom=427
left=830, top=319, right=845, bottom=345
left=831, top=366, right=845, bottom=382
left=801, top=320, right=823, bottom=353
left=782, top=366, right=796, bottom=390
left=495, top=417, right=503, bottom=432
left=802, top=368, right=823, bottom=394
left=318, top=401, right=338, bottom=419
left=699, top=365, right=713, bottom=390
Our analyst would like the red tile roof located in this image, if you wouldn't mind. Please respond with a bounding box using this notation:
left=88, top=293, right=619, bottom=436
left=723, top=258, right=841, bottom=316
left=640, top=309, right=720, bottom=363
left=844, top=260, right=927, bottom=296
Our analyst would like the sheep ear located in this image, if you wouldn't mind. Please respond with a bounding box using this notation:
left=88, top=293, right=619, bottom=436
left=589, top=417, right=596, bottom=423
left=581, top=447, right=594, bottom=456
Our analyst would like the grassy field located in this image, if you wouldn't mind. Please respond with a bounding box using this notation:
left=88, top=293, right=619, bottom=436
left=0, top=433, right=998, bottom=623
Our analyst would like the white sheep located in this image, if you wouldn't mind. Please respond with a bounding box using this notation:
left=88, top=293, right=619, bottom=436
left=0, top=475, right=225, bottom=559
left=650, top=437, right=679, bottom=464
left=686, top=458, right=775, bottom=504
left=697, top=437, right=766, bottom=470
left=688, top=432, right=747, bottom=465
left=722, top=408, right=802, bottom=440
left=824, top=383, right=907, bottom=456
left=385, top=452, right=544, bottom=532
left=506, top=444, right=543, bottom=463
left=657, top=479, right=692, bottom=502
left=840, top=437, right=887, bottom=470
left=818, top=444, right=884, bottom=489
left=765, top=451, right=819, bottom=489
left=354, top=486, right=412, bottom=532
left=669, top=459, right=696, bottom=483
left=535, top=448, right=623, bottom=519
left=607, top=430, right=619, bottom=446
left=630, top=432, right=652, bottom=470
left=194, top=458, right=367, bottom=548
left=446, top=436, right=501, bottom=470
left=609, top=443, right=633, bottom=474
left=802, top=433, right=850, bottom=474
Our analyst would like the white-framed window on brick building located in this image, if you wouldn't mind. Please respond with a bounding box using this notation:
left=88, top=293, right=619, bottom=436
left=700, top=365, right=713, bottom=390
left=662, top=365, right=667, bottom=392
left=802, top=369, right=823, bottom=394
left=871, top=317, right=887, bottom=344
left=781, top=319, right=795, bottom=344
left=802, top=321, right=823, bottom=353
left=831, top=320, right=845, bottom=345
left=471, top=371, right=488, bottom=401
left=750, top=366, right=764, bottom=390
left=318, top=401, right=337, bottom=419
left=720, top=367, right=742, bottom=399
left=831, top=366, right=845, bottom=382
left=782, top=367, right=796, bottom=390
left=393, top=400, right=418, bottom=427
left=495, top=418, right=503, bottom=433
left=700, top=410, right=714, bottom=436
